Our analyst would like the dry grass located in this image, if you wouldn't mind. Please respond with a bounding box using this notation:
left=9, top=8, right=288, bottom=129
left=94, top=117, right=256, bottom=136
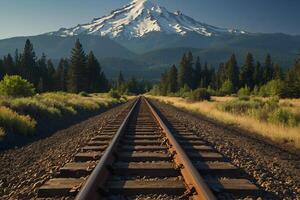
left=149, top=95, right=300, bottom=150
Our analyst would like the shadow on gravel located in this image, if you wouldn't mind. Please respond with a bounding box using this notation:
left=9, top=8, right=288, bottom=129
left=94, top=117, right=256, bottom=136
left=0, top=103, right=122, bottom=151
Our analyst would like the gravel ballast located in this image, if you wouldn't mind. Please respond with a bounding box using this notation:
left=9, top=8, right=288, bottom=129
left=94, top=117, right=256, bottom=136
left=151, top=99, right=300, bottom=200
left=0, top=100, right=133, bottom=200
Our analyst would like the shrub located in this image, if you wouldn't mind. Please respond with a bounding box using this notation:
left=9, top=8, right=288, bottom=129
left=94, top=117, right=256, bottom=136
left=268, top=108, right=297, bottom=126
left=0, top=75, right=36, bottom=97
left=218, top=99, right=263, bottom=114
left=238, top=86, right=251, bottom=97
left=259, top=80, right=285, bottom=97
left=109, top=89, right=121, bottom=99
left=219, top=80, right=234, bottom=95
left=188, top=88, right=211, bottom=101
left=207, top=86, right=218, bottom=96
left=179, top=84, right=191, bottom=98
left=0, top=106, right=36, bottom=135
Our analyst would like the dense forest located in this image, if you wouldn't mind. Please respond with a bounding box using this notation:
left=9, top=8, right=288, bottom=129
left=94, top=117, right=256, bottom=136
left=152, top=51, right=300, bottom=98
left=0, top=39, right=149, bottom=95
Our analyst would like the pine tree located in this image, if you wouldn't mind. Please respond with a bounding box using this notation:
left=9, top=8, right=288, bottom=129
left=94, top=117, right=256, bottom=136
left=283, top=54, right=300, bottom=98
left=200, top=62, right=209, bottom=88
left=14, top=49, right=21, bottom=75
left=86, top=51, right=104, bottom=92
left=55, top=58, right=68, bottom=91
left=36, top=53, right=48, bottom=92
left=20, top=39, right=36, bottom=84
left=272, top=64, right=282, bottom=80
left=117, top=71, right=127, bottom=94
left=168, top=65, right=178, bottom=93
left=240, top=53, right=255, bottom=89
left=194, top=56, right=202, bottom=87
left=47, top=59, right=56, bottom=91
left=159, top=71, right=169, bottom=95
left=216, top=63, right=226, bottom=89
left=67, top=39, right=87, bottom=93
left=253, top=61, right=263, bottom=86
left=0, top=59, right=4, bottom=80
left=128, top=77, right=138, bottom=94
left=3, top=54, right=15, bottom=75
left=178, top=52, right=194, bottom=89
left=225, top=54, right=239, bottom=90
left=263, top=54, right=274, bottom=83
left=117, top=71, right=125, bottom=87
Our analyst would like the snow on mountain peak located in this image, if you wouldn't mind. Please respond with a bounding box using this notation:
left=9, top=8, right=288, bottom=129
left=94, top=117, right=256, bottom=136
left=48, top=0, right=246, bottom=39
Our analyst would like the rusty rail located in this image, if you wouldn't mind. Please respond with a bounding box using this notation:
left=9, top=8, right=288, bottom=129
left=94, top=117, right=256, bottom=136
left=144, top=97, right=216, bottom=200
left=75, top=97, right=140, bottom=200
left=75, top=96, right=215, bottom=200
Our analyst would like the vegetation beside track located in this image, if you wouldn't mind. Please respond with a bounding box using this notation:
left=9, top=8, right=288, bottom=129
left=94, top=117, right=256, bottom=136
left=149, top=95, right=300, bottom=150
left=0, top=92, right=127, bottom=139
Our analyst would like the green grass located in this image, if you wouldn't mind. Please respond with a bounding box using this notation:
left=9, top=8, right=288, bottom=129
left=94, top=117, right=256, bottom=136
left=0, top=92, right=126, bottom=137
left=149, top=95, right=300, bottom=150
left=0, top=106, right=36, bottom=135
left=218, top=97, right=299, bottom=127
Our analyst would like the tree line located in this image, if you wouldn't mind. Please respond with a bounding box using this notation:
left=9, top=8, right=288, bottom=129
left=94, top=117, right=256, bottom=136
left=153, top=51, right=300, bottom=98
left=0, top=39, right=108, bottom=93
left=112, top=71, right=152, bottom=95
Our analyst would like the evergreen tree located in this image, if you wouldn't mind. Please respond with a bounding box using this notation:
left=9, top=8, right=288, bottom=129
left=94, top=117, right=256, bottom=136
left=178, top=52, right=194, bottom=89
left=194, top=56, right=202, bottom=87
left=200, top=62, right=209, bottom=88
left=240, top=53, right=255, bottom=89
left=253, top=61, right=263, bottom=86
left=283, top=55, right=300, bottom=98
left=0, top=59, right=4, bottom=80
left=128, top=77, right=138, bottom=94
left=3, top=54, right=15, bottom=75
left=55, top=58, right=68, bottom=91
left=168, top=65, right=178, bottom=93
left=67, top=39, right=87, bottom=93
left=225, top=54, right=239, bottom=90
left=273, top=64, right=282, bottom=80
left=36, top=53, right=48, bottom=92
left=14, top=49, right=21, bottom=75
left=263, top=54, right=274, bottom=83
left=117, top=71, right=125, bottom=87
left=20, top=39, right=36, bottom=84
left=159, top=71, right=169, bottom=95
left=216, top=63, right=226, bottom=89
left=86, top=51, right=104, bottom=92
left=47, top=59, right=56, bottom=91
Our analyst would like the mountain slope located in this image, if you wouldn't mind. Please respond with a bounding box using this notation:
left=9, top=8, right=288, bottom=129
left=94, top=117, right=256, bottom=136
left=48, top=0, right=245, bottom=39
left=0, top=35, right=136, bottom=59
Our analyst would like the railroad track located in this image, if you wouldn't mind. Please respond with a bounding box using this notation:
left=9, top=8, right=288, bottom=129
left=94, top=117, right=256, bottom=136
left=37, top=96, right=261, bottom=199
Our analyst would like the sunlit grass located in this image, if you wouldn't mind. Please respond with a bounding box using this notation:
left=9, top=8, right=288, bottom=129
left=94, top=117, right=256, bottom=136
left=0, top=92, right=127, bottom=137
left=149, top=95, right=300, bottom=150
left=0, top=106, right=36, bottom=135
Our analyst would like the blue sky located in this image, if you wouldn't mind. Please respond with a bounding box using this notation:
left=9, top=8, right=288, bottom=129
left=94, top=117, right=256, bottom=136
left=0, top=0, right=299, bottom=39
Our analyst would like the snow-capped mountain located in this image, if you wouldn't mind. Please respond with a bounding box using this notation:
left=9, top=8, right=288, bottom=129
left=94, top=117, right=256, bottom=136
left=48, top=0, right=246, bottom=39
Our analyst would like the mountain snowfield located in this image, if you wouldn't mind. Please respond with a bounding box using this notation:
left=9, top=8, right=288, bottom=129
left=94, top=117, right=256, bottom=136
left=48, top=0, right=246, bottom=39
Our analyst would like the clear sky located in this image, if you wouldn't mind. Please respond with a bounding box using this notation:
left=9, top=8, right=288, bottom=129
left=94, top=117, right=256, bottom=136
left=1, top=0, right=299, bottom=39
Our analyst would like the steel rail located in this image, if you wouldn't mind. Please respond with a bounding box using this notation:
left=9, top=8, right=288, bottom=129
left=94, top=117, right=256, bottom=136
left=144, top=97, right=216, bottom=200
left=75, top=97, right=140, bottom=200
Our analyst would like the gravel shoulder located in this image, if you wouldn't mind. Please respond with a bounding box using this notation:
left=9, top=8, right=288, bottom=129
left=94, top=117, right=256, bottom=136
left=151, top=99, right=300, bottom=200
left=0, top=100, right=133, bottom=200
